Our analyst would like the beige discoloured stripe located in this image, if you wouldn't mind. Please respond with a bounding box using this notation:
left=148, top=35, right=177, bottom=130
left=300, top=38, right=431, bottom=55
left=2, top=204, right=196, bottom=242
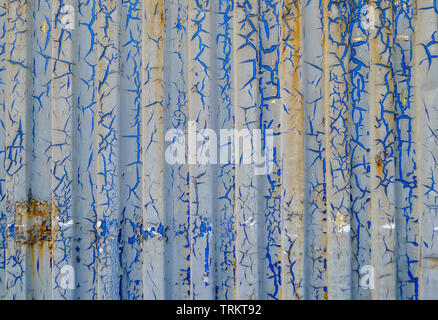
left=142, top=0, right=165, bottom=300
left=280, top=0, right=305, bottom=300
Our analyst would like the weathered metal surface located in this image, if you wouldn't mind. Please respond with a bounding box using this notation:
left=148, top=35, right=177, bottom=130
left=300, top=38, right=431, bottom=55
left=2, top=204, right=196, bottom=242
left=0, top=0, right=437, bottom=300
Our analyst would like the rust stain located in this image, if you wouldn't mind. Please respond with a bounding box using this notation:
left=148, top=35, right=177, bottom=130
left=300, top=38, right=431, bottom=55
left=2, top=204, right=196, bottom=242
left=9, top=198, right=58, bottom=295
left=375, top=154, right=383, bottom=176
left=12, top=198, right=58, bottom=253
left=41, top=20, right=49, bottom=38
left=426, top=257, right=438, bottom=269
left=334, top=211, right=348, bottom=232
left=158, top=0, right=165, bottom=31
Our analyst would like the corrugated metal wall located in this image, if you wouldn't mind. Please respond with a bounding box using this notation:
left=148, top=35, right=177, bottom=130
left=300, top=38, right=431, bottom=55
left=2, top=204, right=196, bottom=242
left=0, top=0, right=437, bottom=300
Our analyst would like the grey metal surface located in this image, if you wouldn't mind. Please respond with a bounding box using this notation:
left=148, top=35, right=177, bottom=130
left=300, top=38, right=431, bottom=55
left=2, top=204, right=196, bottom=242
left=0, top=0, right=437, bottom=300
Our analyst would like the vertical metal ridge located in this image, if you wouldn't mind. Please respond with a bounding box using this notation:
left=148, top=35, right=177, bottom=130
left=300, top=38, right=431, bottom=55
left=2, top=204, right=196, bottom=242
left=214, top=0, right=236, bottom=301
left=0, top=0, right=6, bottom=301
left=349, top=0, right=372, bottom=300
left=75, top=0, right=98, bottom=300
left=302, top=0, right=327, bottom=300
left=142, top=0, right=165, bottom=300
left=119, top=0, right=143, bottom=300
left=95, top=0, right=121, bottom=299
left=324, top=0, right=353, bottom=299
left=415, top=0, right=438, bottom=300
left=233, top=0, right=260, bottom=299
left=51, top=0, right=75, bottom=300
left=162, top=0, right=190, bottom=300
left=187, top=0, right=215, bottom=299
left=393, top=0, right=420, bottom=300
left=5, top=0, right=31, bottom=300
left=258, top=0, right=282, bottom=300
left=369, top=0, right=397, bottom=299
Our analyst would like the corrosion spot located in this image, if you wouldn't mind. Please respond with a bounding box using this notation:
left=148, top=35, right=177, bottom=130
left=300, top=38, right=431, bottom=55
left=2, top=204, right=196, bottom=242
left=375, top=154, right=383, bottom=176
left=11, top=198, right=58, bottom=246
left=426, top=257, right=438, bottom=270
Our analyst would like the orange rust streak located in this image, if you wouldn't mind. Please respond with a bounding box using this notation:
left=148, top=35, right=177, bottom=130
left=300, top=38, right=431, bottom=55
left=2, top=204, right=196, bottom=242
left=12, top=198, right=57, bottom=251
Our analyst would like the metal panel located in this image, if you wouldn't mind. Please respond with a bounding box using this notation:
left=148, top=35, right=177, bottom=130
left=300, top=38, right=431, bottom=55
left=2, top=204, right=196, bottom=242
left=0, top=0, right=437, bottom=300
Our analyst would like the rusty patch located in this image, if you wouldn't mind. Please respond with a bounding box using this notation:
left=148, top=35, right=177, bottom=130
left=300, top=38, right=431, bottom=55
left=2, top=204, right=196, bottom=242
left=11, top=198, right=57, bottom=246
left=375, top=154, right=383, bottom=176
left=425, top=258, right=438, bottom=270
